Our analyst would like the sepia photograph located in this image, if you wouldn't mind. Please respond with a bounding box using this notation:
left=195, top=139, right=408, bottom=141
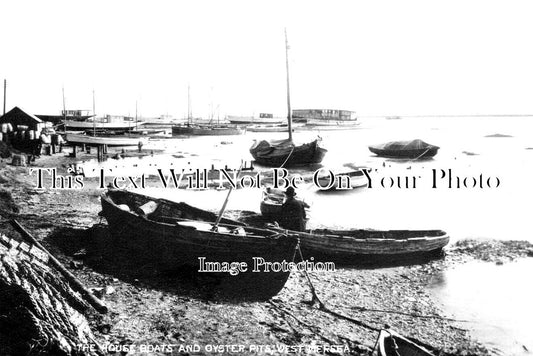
left=1, top=1, right=532, bottom=355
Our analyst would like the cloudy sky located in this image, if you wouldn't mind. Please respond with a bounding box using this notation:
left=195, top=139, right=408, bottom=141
left=1, top=0, right=532, bottom=118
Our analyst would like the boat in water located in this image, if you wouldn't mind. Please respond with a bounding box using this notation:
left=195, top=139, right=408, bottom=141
left=293, top=109, right=359, bottom=128
left=249, top=30, right=327, bottom=167
left=247, top=123, right=303, bottom=133
left=250, top=138, right=326, bottom=167
left=368, top=139, right=439, bottom=159
left=314, top=168, right=369, bottom=191
left=37, top=109, right=94, bottom=126
left=227, top=113, right=285, bottom=125
left=99, top=190, right=298, bottom=299
left=64, top=114, right=143, bottom=131
left=172, top=124, right=244, bottom=136
left=65, top=133, right=149, bottom=146
left=376, top=329, right=435, bottom=356
left=172, top=86, right=244, bottom=136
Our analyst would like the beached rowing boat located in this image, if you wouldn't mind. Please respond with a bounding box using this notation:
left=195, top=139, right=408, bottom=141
left=376, top=329, right=435, bottom=356
left=293, top=228, right=449, bottom=265
left=368, top=139, right=439, bottom=159
left=259, top=191, right=448, bottom=265
left=100, top=190, right=298, bottom=299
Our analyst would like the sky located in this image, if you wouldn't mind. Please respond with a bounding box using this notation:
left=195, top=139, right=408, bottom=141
left=1, top=0, right=533, bottom=118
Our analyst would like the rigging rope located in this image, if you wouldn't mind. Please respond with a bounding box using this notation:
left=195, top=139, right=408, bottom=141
left=279, top=145, right=295, bottom=169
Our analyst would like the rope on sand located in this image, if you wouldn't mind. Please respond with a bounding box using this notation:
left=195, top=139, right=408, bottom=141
left=297, top=244, right=470, bottom=324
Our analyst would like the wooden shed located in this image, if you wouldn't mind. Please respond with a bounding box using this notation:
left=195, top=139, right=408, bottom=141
left=0, top=106, right=46, bottom=133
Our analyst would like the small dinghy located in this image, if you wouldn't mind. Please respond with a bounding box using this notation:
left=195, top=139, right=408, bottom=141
left=376, top=329, right=435, bottom=356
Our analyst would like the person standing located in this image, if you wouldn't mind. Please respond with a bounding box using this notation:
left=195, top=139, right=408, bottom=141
left=279, top=186, right=307, bottom=231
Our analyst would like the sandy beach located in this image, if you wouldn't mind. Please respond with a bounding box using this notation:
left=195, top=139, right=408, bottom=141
left=2, top=147, right=532, bottom=356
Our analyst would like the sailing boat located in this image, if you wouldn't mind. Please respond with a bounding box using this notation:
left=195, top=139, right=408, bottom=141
left=172, top=86, right=244, bottom=136
left=249, top=30, right=327, bottom=167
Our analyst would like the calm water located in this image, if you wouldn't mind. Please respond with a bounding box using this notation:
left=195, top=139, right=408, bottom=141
left=79, top=115, right=533, bottom=353
left=81, top=115, right=533, bottom=241
left=429, top=259, right=533, bottom=356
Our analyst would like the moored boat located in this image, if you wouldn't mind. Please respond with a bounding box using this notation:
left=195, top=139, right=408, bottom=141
left=249, top=30, right=327, bottom=168
left=293, top=109, right=358, bottom=127
left=247, top=123, right=303, bottom=132
left=250, top=138, right=326, bottom=167
left=314, top=168, right=368, bottom=191
left=172, top=124, right=244, bottom=136
left=376, top=329, right=435, bottom=356
left=65, top=115, right=144, bottom=131
left=99, top=190, right=298, bottom=299
left=65, top=133, right=149, bottom=146
left=368, top=139, right=439, bottom=159
left=227, top=113, right=285, bottom=125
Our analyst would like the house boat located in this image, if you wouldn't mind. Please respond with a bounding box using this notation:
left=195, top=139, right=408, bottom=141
left=293, top=109, right=358, bottom=127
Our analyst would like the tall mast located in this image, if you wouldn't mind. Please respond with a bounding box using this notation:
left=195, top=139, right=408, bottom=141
left=3, top=79, right=6, bottom=115
left=187, top=84, right=192, bottom=125
left=285, top=28, right=293, bottom=141
left=62, top=87, right=67, bottom=133
left=135, top=100, right=138, bottom=130
left=92, top=90, right=96, bottom=136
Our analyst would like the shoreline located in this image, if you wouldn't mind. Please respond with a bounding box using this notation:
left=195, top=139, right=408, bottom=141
left=1, top=152, right=532, bottom=355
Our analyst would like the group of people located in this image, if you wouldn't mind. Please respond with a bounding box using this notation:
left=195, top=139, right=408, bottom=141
left=30, top=130, right=64, bottom=161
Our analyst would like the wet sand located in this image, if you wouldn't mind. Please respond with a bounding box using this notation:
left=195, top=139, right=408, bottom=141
left=1, top=149, right=532, bottom=355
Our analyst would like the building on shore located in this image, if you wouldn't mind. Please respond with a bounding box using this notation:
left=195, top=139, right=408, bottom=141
left=0, top=106, right=47, bottom=133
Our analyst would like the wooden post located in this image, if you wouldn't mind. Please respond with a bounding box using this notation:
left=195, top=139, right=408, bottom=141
left=72, top=145, right=77, bottom=158
left=103, top=144, right=108, bottom=154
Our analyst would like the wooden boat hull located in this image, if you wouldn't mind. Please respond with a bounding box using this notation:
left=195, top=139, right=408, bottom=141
left=368, top=139, right=439, bottom=159
left=172, top=125, right=244, bottom=136
left=100, top=190, right=298, bottom=299
left=250, top=139, right=327, bottom=167
left=377, top=329, right=435, bottom=356
left=247, top=124, right=303, bottom=132
left=259, top=193, right=449, bottom=265
left=305, top=119, right=360, bottom=127
left=66, top=133, right=149, bottom=146
left=227, top=115, right=285, bottom=125
left=64, top=120, right=144, bottom=130
left=368, top=146, right=439, bottom=159
left=315, top=170, right=368, bottom=191
left=293, top=228, right=449, bottom=265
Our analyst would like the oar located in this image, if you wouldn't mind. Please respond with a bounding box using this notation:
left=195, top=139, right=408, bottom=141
left=211, top=161, right=243, bottom=231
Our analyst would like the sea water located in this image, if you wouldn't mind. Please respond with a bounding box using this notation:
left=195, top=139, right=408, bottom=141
left=78, top=115, right=533, bottom=353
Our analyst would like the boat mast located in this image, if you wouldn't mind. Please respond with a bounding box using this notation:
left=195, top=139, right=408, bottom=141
left=187, top=84, right=192, bottom=126
left=135, top=100, right=138, bottom=130
left=62, top=87, right=67, bottom=133
left=3, top=79, right=6, bottom=115
left=92, top=90, right=96, bottom=136
left=285, top=28, right=293, bottom=141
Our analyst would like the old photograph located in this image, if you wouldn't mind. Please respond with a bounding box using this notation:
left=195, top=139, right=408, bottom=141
left=1, top=1, right=532, bottom=355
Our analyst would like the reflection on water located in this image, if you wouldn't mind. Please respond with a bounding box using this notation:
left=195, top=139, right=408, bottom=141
left=428, top=259, right=533, bottom=356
